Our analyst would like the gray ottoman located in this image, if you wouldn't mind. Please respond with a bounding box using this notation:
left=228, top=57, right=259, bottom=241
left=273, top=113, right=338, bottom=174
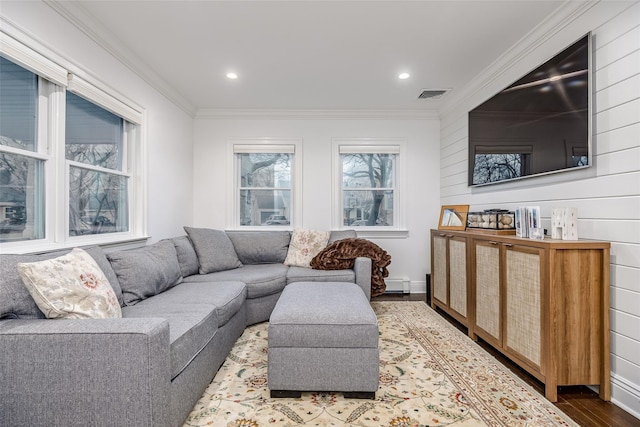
left=268, top=281, right=379, bottom=399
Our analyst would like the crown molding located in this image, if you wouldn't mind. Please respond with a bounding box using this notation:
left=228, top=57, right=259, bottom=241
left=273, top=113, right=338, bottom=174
left=439, top=0, right=600, bottom=118
left=195, top=108, right=439, bottom=121
left=45, top=0, right=197, bottom=117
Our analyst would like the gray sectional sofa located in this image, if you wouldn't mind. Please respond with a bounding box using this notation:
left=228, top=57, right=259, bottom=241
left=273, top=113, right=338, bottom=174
left=0, top=229, right=372, bottom=427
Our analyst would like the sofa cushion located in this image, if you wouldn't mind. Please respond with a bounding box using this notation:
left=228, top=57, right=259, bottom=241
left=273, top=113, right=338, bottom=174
left=83, top=246, right=124, bottom=307
left=122, top=300, right=218, bottom=380
left=108, top=241, right=183, bottom=306
left=169, top=236, right=200, bottom=277
left=284, top=229, right=330, bottom=268
left=328, top=229, right=357, bottom=244
left=183, top=264, right=287, bottom=299
left=143, top=281, right=246, bottom=327
left=226, top=231, right=290, bottom=264
left=17, top=248, right=122, bottom=319
left=286, top=266, right=356, bottom=284
left=0, top=246, right=122, bottom=319
left=184, top=227, right=242, bottom=274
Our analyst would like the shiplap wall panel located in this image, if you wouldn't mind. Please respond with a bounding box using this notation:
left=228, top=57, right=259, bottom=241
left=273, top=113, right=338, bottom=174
left=611, top=288, right=640, bottom=317
left=438, top=1, right=640, bottom=416
left=596, top=147, right=640, bottom=176
left=440, top=135, right=466, bottom=160
left=611, top=333, right=640, bottom=367
left=596, top=50, right=640, bottom=90
left=611, top=356, right=640, bottom=389
left=595, top=25, right=640, bottom=69
left=441, top=160, right=467, bottom=178
left=440, top=173, right=467, bottom=189
left=597, top=74, right=640, bottom=112
left=612, top=310, right=640, bottom=344
left=612, top=265, right=640, bottom=292
left=596, top=99, right=640, bottom=133
left=611, top=242, right=640, bottom=270
left=596, top=122, right=640, bottom=154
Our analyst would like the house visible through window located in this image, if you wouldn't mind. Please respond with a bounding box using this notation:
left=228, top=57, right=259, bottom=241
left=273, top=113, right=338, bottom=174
left=234, top=143, right=295, bottom=227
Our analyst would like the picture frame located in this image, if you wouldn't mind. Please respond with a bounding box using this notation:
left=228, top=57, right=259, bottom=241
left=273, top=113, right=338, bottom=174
left=438, top=205, right=469, bottom=230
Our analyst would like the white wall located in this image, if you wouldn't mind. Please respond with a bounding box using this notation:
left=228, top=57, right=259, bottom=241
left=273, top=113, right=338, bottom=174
left=438, top=1, right=640, bottom=417
left=193, top=112, right=440, bottom=291
left=1, top=1, right=194, bottom=242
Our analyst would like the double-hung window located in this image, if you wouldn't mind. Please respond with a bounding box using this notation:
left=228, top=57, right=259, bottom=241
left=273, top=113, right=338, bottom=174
left=334, top=139, right=405, bottom=232
left=0, top=56, right=45, bottom=242
left=232, top=139, right=300, bottom=228
left=0, top=34, right=144, bottom=251
left=66, top=91, right=129, bottom=236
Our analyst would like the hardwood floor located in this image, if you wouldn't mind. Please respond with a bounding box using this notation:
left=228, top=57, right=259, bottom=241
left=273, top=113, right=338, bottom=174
left=373, top=293, right=640, bottom=427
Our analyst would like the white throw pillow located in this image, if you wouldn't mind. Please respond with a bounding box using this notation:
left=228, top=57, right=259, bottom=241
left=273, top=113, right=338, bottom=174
left=17, top=248, right=122, bottom=319
left=284, top=229, right=331, bottom=268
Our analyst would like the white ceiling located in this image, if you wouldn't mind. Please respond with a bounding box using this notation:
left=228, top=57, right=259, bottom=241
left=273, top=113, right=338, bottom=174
left=57, top=1, right=567, bottom=113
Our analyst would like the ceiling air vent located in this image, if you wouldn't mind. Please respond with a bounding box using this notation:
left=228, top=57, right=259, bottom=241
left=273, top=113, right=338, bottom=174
left=418, top=89, right=449, bottom=100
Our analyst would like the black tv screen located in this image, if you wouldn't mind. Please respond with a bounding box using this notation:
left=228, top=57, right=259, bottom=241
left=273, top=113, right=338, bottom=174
left=468, top=33, right=591, bottom=186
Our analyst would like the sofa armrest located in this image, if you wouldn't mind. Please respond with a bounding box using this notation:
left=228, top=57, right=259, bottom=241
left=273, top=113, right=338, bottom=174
left=0, top=317, right=171, bottom=427
left=354, top=256, right=372, bottom=300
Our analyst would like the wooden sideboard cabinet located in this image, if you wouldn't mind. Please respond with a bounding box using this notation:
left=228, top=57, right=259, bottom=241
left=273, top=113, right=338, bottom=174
left=430, top=229, right=610, bottom=403
left=430, top=230, right=471, bottom=329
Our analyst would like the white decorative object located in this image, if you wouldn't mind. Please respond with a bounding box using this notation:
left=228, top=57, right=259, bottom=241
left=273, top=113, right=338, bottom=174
left=551, top=208, right=578, bottom=240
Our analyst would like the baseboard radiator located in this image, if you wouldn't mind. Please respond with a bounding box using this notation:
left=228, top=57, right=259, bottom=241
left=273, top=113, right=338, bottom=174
left=384, top=277, right=410, bottom=294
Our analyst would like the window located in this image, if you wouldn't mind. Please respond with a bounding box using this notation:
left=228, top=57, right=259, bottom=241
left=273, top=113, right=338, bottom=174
left=0, top=35, right=145, bottom=252
left=232, top=140, right=300, bottom=228
left=0, top=56, right=46, bottom=243
left=334, top=139, right=406, bottom=233
left=66, top=92, right=129, bottom=236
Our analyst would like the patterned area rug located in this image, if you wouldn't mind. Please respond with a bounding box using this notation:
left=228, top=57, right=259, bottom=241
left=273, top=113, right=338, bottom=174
left=184, top=301, right=578, bottom=427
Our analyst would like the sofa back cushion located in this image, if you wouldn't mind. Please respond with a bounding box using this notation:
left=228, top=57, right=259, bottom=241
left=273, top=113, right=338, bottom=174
left=184, top=227, right=242, bottom=273
left=226, top=231, right=290, bottom=265
left=0, top=246, right=123, bottom=319
left=169, top=236, right=200, bottom=278
left=328, top=229, right=357, bottom=244
left=107, top=240, right=183, bottom=306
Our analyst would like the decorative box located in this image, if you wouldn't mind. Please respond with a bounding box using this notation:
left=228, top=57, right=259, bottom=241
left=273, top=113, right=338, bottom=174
left=467, top=211, right=515, bottom=230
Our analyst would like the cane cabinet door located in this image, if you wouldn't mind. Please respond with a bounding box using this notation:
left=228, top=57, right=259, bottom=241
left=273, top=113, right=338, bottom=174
left=504, top=244, right=543, bottom=371
left=473, top=240, right=501, bottom=347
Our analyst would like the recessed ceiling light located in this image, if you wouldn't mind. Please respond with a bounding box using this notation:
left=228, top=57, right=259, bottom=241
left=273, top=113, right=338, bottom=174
left=398, top=72, right=410, bottom=80
left=226, top=72, right=238, bottom=79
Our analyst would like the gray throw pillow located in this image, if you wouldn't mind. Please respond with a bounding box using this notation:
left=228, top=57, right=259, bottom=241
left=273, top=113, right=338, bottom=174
left=183, top=226, right=243, bottom=274
left=167, top=236, right=199, bottom=278
left=107, top=240, right=183, bottom=306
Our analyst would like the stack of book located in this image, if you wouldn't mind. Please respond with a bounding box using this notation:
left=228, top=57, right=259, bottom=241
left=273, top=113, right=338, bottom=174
left=515, top=206, right=542, bottom=238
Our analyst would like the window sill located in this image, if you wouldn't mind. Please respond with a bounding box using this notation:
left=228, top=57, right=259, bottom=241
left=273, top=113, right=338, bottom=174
left=1, top=234, right=150, bottom=255
left=348, top=228, right=409, bottom=239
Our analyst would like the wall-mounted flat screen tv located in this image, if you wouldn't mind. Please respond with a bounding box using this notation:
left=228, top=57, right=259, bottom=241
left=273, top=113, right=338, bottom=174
left=468, top=33, right=591, bottom=186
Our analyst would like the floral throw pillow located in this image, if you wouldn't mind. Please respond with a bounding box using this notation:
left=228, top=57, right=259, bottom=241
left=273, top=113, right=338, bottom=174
left=17, top=248, right=122, bottom=319
left=284, top=229, right=331, bottom=268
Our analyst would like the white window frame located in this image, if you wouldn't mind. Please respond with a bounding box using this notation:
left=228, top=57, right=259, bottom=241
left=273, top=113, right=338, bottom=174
left=228, top=137, right=302, bottom=230
left=332, top=138, right=408, bottom=238
left=0, top=31, right=147, bottom=254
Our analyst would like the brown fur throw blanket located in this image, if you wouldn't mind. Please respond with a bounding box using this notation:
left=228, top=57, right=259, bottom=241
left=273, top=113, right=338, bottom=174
left=310, top=238, right=391, bottom=297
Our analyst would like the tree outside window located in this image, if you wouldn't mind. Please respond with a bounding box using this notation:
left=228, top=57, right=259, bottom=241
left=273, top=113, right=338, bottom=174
left=238, top=153, right=292, bottom=226
left=342, top=153, right=395, bottom=227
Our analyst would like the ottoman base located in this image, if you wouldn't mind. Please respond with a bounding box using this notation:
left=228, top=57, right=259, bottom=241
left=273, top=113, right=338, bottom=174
left=268, top=282, right=379, bottom=398
left=270, top=390, right=375, bottom=399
